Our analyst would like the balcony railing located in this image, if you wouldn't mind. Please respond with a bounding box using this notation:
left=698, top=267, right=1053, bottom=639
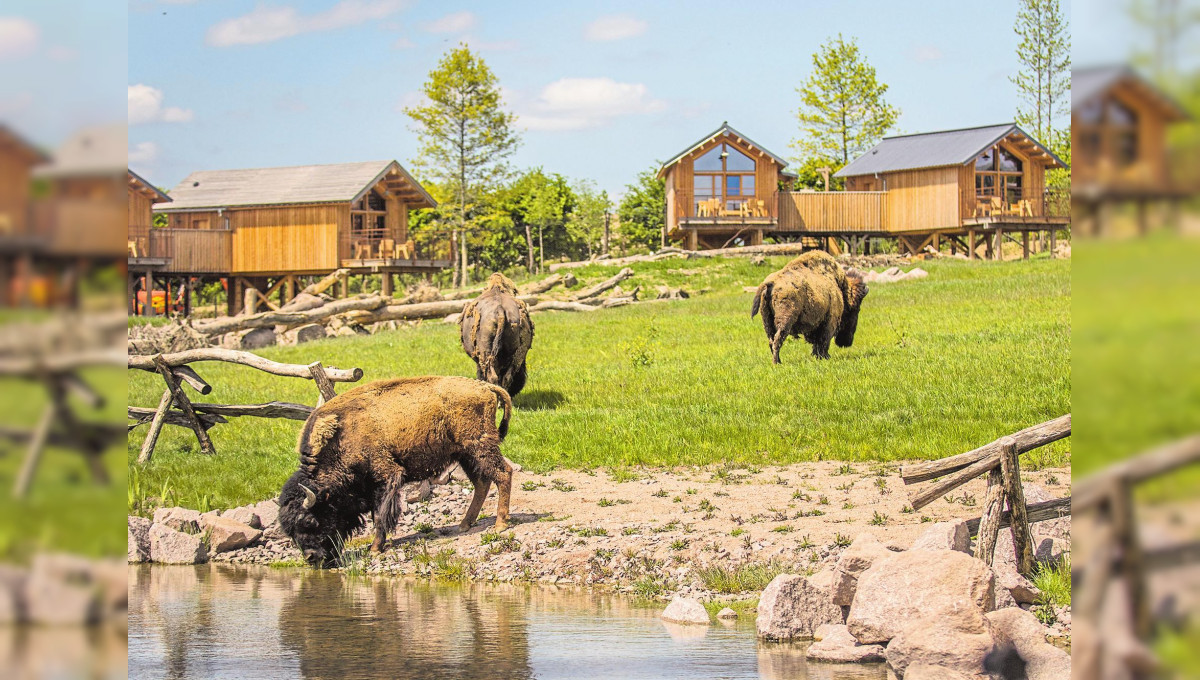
left=672, top=189, right=778, bottom=227
left=971, top=188, right=1069, bottom=220
left=127, top=226, right=233, bottom=273
left=340, top=229, right=456, bottom=264
left=778, top=191, right=888, bottom=232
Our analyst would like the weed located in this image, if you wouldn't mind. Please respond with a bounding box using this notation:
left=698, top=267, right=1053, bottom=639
left=818, top=495, right=829, bottom=505
left=798, top=535, right=814, bottom=549
left=621, top=527, right=639, bottom=536
left=842, top=501, right=855, bottom=510
left=730, top=528, right=745, bottom=537
left=792, top=491, right=811, bottom=502
left=900, top=504, right=914, bottom=514
left=652, top=488, right=668, bottom=498
left=414, top=522, right=434, bottom=534
left=597, top=498, right=616, bottom=507
left=831, top=533, right=852, bottom=548
left=834, top=464, right=855, bottom=476
left=870, top=511, right=889, bottom=526
left=607, top=468, right=641, bottom=483
left=771, top=525, right=793, bottom=534
left=567, top=526, right=609, bottom=538
left=550, top=479, right=576, bottom=492
left=696, top=561, right=790, bottom=594
left=521, top=481, right=546, bottom=492
left=633, top=575, right=665, bottom=598
left=669, top=538, right=689, bottom=551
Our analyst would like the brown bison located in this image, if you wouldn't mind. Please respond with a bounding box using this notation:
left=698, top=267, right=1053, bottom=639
left=459, top=273, right=535, bottom=396
left=750, top=251, right=869, bottom=363
left=278, top=376, right=513, bottom=566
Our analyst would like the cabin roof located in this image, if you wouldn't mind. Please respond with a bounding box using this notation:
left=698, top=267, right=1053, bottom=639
left=834, top=123, right=1066, bottom=177
left=1073, top=64, right=1190, bottom=122
left=34, top=122, right=126, bottom=178
left=156, top=159, right=437, bottom=211
left=0, top=124, right=49, bottom=165
left=128, top=169, right=171, bottom=203
left=658, top=122, right=789, bottom=178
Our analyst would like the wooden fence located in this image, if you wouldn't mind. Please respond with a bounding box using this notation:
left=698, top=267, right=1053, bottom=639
left=777, top=191, right=888, bottom=232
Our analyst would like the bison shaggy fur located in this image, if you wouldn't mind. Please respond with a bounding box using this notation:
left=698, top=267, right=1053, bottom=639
left=459, top=273, right=535, bottom=396
left=278, top=376, right=513, bottom=566
left=750, top=251, right=868, bottom=363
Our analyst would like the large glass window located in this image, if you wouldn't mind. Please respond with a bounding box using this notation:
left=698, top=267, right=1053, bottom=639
left=692, top=141, right=758, bottom=215
left=974, top=144, right=1024, bottom=205
left=1076, top=95, right=1140, bottom=168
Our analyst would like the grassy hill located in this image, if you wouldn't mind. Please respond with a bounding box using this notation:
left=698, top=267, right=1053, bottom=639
left=128, top=255, right=1070, bottom=511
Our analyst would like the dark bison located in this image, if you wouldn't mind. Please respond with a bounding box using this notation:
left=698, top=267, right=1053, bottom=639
left=278, top=376, right=513, bottom=566
left=459, top=273, right=535, bottom=396
left=750, top=251, right=868, bottom=363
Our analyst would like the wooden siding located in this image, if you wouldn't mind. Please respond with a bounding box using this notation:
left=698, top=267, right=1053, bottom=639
left=778, top=192, right=887, bottom=232
left=879, top=167, right=960, bottom=231
left=231, top=205, right=343, bottom=274
left=0, top=152, right=30, bottom=236
left=128, top=190, right=154, bottom=229
left=1073, top=82, right=1170, bottom=188
left=665, top=132, right=782, bottom=229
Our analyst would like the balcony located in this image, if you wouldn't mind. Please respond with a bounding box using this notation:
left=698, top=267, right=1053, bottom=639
left=777, top=191, right=888, bottom=232
left=127, top=226, right=233, bottom=273
left=671, top=189, right=778, bottom=232
left=339, top=228, right=456, bottom=271
left=964, top=188, right=1069, bottom=226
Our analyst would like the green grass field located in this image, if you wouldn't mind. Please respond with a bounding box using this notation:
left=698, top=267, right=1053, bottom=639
left=128, top=255, right=1070, bottom=511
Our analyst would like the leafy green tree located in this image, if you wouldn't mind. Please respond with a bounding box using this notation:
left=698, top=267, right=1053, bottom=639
left=1011, top=0, right=1071, bottom=152
left=567, top=181, right=612, bottom=259
left=789, top=156, right=845, bottom=191
left=793, top=34, right=899, bottom=165
left=405, top=44, right=520, bottom=287
left=519, top=170, right=574, bottom=273
left=617, top=165, right=665, bottom=252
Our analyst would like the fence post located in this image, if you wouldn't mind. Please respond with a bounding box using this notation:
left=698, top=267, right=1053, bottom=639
left=308, top=361, right=337, bottom=406
left=998, top=436, right=1035, bottom=576
left=153, top=355, right=216, bottom=456
left=974, top=468, right=1006, bottom=566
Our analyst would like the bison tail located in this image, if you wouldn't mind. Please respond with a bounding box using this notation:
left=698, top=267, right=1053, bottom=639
left=485, top=383, right=513, bottom=441
left=755, top=282, right=776, bottom=340
left=297, top=412, right=339, bottom=476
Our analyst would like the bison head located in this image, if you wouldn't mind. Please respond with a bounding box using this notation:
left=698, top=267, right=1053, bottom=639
left=483, top=272, right=519, bottom=295
left=278, top=472, right=367, bottom=567
left=835, top=271, right=869, bottom=348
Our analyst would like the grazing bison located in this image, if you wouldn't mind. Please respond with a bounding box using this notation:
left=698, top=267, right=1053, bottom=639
left=459, top=273, right=535, bottom=396
left=750, top=251, right=868, bottom=363
left=278, top=376, right=513, bottom=566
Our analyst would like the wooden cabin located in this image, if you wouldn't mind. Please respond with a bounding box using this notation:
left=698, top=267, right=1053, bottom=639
left=0, top=124, right=49, bottom=306
left=141, top=159, right=444, bottom=314
left=33, top=123, right=129, bottom=259
left=658, top=123, right=794, bottom=250
left=1072, top=65, right=1190, bottom=198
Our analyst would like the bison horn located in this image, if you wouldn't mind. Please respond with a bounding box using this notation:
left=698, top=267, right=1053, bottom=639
left=300, top=484, right=317, bottom=510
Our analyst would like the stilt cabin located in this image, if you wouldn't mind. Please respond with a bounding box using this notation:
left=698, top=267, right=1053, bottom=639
left=137, top=159, right=447, bottom=315
left=1072, top=65, right=1191, bottom=200
left=0, top=124, right=49, bottom=305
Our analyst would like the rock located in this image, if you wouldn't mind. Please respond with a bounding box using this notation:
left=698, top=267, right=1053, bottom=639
left=406, top=480, right=432, bottom=504
left=335, top=326, right=360, bottom=338
left=992, top=563, right=1041, bottom=605
left=716, top=607, right=738, bottom=620
left=153, top=507, right=201, bottom=534
left=223, top=506, right=263, bottom=530
left=805, top=623, right=885, bottom=663
left=202, top=515, right=262, bottom=554
left=655, top=286, right=689, bottom=300
left=443, top=313, right=462, bottom=324
left=287, top=323, right=328, bottom=345
left=25, top=555, right=100, bottom=625
left=847, top=549, right=995, bottom=644
left=756, top=573, right=843, bottom=640
left=884, top=610, right=995, bottom=679
left=910, top=520, right=970, bottom=553
left=994, top=583, right=1017, bottom=610
left=89, top=558, right=128, bottom=613
left=831, top=533, right=893, bottom=606
left=993, top=532, right=1069, bottom=568
left=0, top=565, right=27, bottom=623
left=238, top=326, right=276, bottom=349
left=253, top=500, right=280, bottom=528
left=660, top=596, right=709, bottom=625
left=903, top=664, right=977, bottom=680
left=128, top=516, right=152, bottom=563
left=901, top=267, right=929, bottom=280
left=149, top=523, right=208, bottom=564
left=985, top=608, right=1071, bottom=680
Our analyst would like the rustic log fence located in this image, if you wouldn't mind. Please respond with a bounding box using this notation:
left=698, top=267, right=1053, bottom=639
left=128, top=348, right=363, bottom=463
left=900, top=414, right=1072, bottom=577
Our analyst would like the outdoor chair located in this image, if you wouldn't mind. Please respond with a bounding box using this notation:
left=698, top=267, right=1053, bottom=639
left=128, top=240, right=139, bottom=258
left=395, top=239, right=415, bottom=259
left=377, top=238, right=395, bottom=259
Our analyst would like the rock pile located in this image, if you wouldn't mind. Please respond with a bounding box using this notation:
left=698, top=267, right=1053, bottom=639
left=131, top=499, right=281, bottom=565
left=861, top=266, right=929, bottom=284
left=0, top=554, right=125, bottom=626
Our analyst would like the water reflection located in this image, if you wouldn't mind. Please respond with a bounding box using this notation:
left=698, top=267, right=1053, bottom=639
left=129, top=564, right=891, bottom=679
left=0, top=624, right=126, bottom=680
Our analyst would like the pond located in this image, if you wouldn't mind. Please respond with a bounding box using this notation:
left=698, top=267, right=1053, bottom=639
left=128, top=565, right=893, bottom=680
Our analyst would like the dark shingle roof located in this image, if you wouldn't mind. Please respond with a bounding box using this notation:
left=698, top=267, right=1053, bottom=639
left=835, top=123, right=1065, bottom=177
left=659, top=122, right=788, bottom=177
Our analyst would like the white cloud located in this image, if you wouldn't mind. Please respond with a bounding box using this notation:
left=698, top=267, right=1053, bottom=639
left=392, top=36, right=414, bottom=49
left=128, top=84, right=194, bottom=125
left=128, top=141, right=160, bottom=165
left=584, top=14, right=646, bottom=42
left=912, top=45, right=944, bottom=62
left=206, top=0, right=405, bottom=47
left=521, top=77, right=666, bottom=131
left=0, top=17, right=39, bottom=60
left=422, top=10, right=475, bottom=33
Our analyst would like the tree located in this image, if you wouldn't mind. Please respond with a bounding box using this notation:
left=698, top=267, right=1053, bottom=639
left=793, top=34, right=899, bottom=165
left=518, top=170, right=574, bottom=273
left=617, top=165, right=665, bottom=252
left=567, top=181, right=612, bottom=259
left=405, top=44, right=520, bottom=287
left=1011, top=0, right=1071, bottom=152
left=789, top=156, right=845, bottom=192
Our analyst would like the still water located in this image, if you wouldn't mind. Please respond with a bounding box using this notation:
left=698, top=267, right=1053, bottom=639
left=129, top=565, right=891, bottom=680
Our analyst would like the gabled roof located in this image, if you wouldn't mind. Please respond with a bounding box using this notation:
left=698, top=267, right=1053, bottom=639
left=128, top=169, right=171, bottom=203
left=156, top=160, right=436, bottom=212
left=658, top=122, right=789, bottom=178
left=835, top=123, right=1067, bottom=177
left=0, top=124, right=48, bottom=165
left=1073, top=64, right=1189, bottom=122
left=34, top=122, right=126, bottom=178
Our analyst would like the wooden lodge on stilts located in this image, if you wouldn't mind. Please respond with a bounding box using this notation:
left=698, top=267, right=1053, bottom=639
left=659, top=122, right=1070, bottom=259
left=130, top=159, right=448, bottom=317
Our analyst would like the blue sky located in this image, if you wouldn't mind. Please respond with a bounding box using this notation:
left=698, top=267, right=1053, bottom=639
left=124, top=0, right=1079, bottom=198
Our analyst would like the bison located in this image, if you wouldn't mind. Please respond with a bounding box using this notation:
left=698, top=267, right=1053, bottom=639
left=278, top=376, right=514, bottom=567
left=459, top=273, right=535, bottom=397
left=750, top=251, right=868, bottom=363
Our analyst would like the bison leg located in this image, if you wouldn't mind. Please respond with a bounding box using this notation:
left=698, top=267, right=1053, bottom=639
left=810, top=325, right=835, bottom=360
left=770, top=329, right=787, bottom=364
left=458, top=444, right=513, bottom=532
left=459, top=472, right=492, bottom=532
left=371, top=466, right=406, bottom=552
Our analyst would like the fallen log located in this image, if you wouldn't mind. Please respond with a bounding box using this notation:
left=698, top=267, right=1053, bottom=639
left=901, top=415, right=1072, bottom=484
left=520, top=274, right=566, bottom=295
left=572, top=268, right=633, bottom=300
left=0, top=349, right=127, bottom=375
left=194, top=295, right=387, bottom=336
left=548, top=253, right=681, bottom=272
left=300, top=269, right=349, bottom=296
left=341, top=295, right=541, bottom=325
left=964, top=497, right=1071, bottom=534
left=128, top=401, right=313, bottom=427
left=128, top=348, right=363, bottom=383
left=528, top=301, right=603, bottom=313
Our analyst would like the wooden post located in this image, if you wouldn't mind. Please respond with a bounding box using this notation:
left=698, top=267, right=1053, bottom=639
left=138, top=388, right=174, bottom=464
left=243, top=284, right=258, bottom=316
left=13, top=398, right=57, bottom=498
left=974, top=468, right=1007, bottom=566
left=308, top=361, right=337, bottom=406
left=153, top=355, right=216, bottom=457
left=381, top=272, right=394, bottom=297
left=1111, top=478, right=1151, bottom=638
left=127, top=271, right=135, bottom=314
left=967, top=229, right=976, bottom=260
left=183, top=277, right=193, bottom=317
left=992, top=228, right=1003, bottom=261
left=1021, top=232, right=1030, bottom=260
left=1049, top=229, right=1057, bottom=257
left=144, top=271, right=155, bottom=316
left=998, top=436, right=1035, bottom=576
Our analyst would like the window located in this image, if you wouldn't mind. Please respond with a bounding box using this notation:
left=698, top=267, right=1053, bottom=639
left=998, top=149, right=1023, bottom=173
left=694, top=146, right=723, bottom=172
left=974, top=144, right=1025, bottom=204
left=1076, top=94, right=1140, bottom=168
left=691, top=141, right=759, bottom=214
left=975, top=150, right=995, bottom=172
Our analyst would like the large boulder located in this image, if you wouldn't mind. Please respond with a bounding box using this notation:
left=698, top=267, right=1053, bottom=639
left=152, top=507, right=201, bottom=534
left=831, top=533, right=893, bottom=606
left=847, top=549, right=995, bottom=644
left=238, top=327, right=276, bottom=350
left=992, top=563, right=1041, bottom=605
left=884, top=610, right=995, bottom=679
left=985, top=608, right=1071, bottom=680
left=910, top=520, right=970, bottom=553
left=222, top=506, right=262, bottom=530
left=201, top=515, right=262, bottom=554
left=25, top=555, right=101, bottom=626
left=128, top=516, right=152, bottom=563
left=660, top=596, right=709, bottom=625
left=904, top=664, right=978, bottom=680
left=756, top=573, right=843, bottom=640
left=286, top=323, right=328, bottom=345
left=149, top=523, right=208, bottom=564
left=253, top=499, right=280, bottom=528
left=805, top=623, right=885, bottom=663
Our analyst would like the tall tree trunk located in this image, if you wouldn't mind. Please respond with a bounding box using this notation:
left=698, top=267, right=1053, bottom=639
left=538, top=224, right=544, bottom=274
left=524, top=224, right=535, bottom=273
